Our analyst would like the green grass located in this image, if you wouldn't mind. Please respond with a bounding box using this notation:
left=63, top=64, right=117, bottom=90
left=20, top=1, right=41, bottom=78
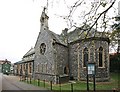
left=53, top=73, right=119, bottom=90
left=21, top=73, right=119, bottom=91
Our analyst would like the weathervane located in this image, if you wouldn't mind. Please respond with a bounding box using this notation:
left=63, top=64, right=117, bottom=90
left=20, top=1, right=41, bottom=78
left=41, top=0, right=48, bottom=14
left=45, top=0, right=48, bottom=14
left=118, top=1, right=120, bottom=15
left=47, top=0, right=48, bottom=9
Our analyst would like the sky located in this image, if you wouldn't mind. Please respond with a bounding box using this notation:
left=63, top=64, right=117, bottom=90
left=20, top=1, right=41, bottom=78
left=0, top=0, right=68, bottom=63
left=0, top=0, right=119, bottom=63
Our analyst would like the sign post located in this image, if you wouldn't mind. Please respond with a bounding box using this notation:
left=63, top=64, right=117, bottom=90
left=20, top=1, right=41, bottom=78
left=87, top=73, right=89, bottom=91
left=87, top=62, right=96, bottom=91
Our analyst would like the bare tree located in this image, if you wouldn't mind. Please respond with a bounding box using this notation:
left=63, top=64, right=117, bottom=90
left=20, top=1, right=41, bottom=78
left=34, top=0, right=117, bottom=33
left=51, top=0, right=117, bottom=51
left=44, top=0, right=116, bottom=36
left=33, top=0, right=118, bottom=52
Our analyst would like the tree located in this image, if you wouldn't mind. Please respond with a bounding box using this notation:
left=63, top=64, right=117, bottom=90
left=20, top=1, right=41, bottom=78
left=110, top=15, right=120, bottom=73
left=34, top=0, right=118, bottom=51
left=49, top=0, right=117, bottom=36
left=50, top=0, right=116, bottom=35
left=50, top=0, right=117, bottom=52
left=111, top=15, right=120, bottom=53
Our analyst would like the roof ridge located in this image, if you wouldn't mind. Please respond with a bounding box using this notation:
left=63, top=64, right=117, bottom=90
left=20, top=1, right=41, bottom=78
left=23, top=48, right=35, bottom=57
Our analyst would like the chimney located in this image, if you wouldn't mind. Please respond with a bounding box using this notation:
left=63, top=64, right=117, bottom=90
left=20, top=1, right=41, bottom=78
left=62, top=28, right=68, bottom=36
left=5, top=59, right=7, bottom=61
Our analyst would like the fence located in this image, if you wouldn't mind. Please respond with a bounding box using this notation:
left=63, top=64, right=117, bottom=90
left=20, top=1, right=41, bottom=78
left=19, top=75, right=119, bottom=92
left=19, top=76, right=75, bottom=91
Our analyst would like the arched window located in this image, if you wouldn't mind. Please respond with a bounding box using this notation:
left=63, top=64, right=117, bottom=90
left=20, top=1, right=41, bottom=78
left=26, top=63, right=28, bottom=70
left=83, top=48, right=88, bottom=67
left=99, top=47, right=103, bottom=67
left=20, top=64, right=22, bottom=71
left=40, top=43, right=46, bottom=55
left=29, top=63, right=31, bottom=73
left=64, top=67, right=67, bottom=74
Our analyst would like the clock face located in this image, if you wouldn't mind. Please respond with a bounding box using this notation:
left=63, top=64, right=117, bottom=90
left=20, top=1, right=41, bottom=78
left=40, top=43, right=46, bottom=55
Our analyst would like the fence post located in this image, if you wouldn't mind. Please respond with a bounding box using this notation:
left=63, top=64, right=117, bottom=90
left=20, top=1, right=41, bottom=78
left=22, top=75, right=24, bottom=81
left=43, top=80, right=45, bottom=87
left=50, top=81, right=52, bottom=90
left=19, top=75, right=21, bottom=81
left=27, top=76, right=28, bottom=83
left=21, top=75, right=23, bottom=81
left=38, top=79, right=40, bottom=86
left=93, top=74, right=96, bottom=91
left=87, top=74, right=89, bottom=91
left=30, top=76, right=31, bottom=84
left=33, top=78, right=35, bottom=85
left=71, top=83, right=73, bottom=92
left=59, top=79, right=61, bottom=92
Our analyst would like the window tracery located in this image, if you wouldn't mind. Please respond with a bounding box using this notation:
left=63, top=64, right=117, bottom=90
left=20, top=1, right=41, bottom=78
left=40, top=43, right=46, bottom=55
left=99, top=47, right=103, bottom=67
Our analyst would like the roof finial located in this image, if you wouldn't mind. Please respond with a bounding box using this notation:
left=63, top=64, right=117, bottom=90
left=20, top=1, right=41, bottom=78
left=46, top=0, right=48, bottom=14
left=43, top=6, right=47, bottom=14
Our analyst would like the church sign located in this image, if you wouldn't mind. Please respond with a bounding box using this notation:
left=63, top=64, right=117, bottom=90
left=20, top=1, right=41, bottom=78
left=87, top=62, right=96, bottom=91
left=88, top=63, right=95, bottom=75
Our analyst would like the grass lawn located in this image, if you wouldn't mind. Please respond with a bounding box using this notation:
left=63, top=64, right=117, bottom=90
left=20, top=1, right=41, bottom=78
left=22, top=72, right=119, bottom=91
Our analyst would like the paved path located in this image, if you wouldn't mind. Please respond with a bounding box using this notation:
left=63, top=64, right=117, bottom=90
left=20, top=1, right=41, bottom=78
left=1, top=73, right=51, bottom=91
left=0, top=73, right=2, bottom=92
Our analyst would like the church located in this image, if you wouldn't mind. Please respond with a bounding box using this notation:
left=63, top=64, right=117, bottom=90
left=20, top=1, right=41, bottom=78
left=14, top=7, right=110, bottom=84
left=33, top=7, right=110, bottom=84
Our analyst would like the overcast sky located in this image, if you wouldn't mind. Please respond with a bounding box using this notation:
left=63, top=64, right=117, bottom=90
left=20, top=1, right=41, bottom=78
left=0, top=0, right=68, bottom=63
left=0, top=0, right=119, bottom=63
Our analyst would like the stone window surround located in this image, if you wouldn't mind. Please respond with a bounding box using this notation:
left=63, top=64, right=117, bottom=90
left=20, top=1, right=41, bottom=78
left=81, top=46, right=105, bottom=68
left=40, top=43, right=46, bottom=55
left=29, top=62, right=32, bottom=73
left=37, top=63, right=48, bottom=73
left=64, top=66, right=69, bottom=75
left=82, top=47, right=89, bottom=68
left=98, top=46, right=105, bottom=68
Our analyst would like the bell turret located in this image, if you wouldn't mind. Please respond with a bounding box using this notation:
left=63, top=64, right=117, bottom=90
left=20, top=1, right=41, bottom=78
left=40, top=7, right=49, bottom=31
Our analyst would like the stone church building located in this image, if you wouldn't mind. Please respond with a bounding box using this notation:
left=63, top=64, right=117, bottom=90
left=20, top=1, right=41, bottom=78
left=33, top=7, right=110, bottom=84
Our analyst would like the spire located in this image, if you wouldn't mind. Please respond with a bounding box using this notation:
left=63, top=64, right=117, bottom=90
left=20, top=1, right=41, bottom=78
left=40, top=7, right=49, bottom=31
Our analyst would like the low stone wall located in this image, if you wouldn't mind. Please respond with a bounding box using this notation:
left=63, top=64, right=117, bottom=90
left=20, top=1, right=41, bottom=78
left=59, top=75, right=69, bottom=83
left=80, top=76, right=110, bottom=82
left=34, top=73, right=69, bottom=84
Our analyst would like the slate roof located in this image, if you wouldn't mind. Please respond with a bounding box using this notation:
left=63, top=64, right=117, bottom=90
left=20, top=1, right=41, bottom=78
left=23, top=48, right=35, bottom=57
left=0, top=60, right=5, bottom=64
left=42, top=27, right=109, bottom=47
left=0, top=60, right=11, bottom=64
left=47, top=30, right=67, bottom=46
left=14, top=60, right=23, bottom=64
left=45, top=23, right=109, bottom=46
left=67, top=26, right=108, bottom=43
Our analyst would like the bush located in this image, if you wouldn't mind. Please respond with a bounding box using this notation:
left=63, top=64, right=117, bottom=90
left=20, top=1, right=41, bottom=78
left=110, top=53, right=120, bottom=73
